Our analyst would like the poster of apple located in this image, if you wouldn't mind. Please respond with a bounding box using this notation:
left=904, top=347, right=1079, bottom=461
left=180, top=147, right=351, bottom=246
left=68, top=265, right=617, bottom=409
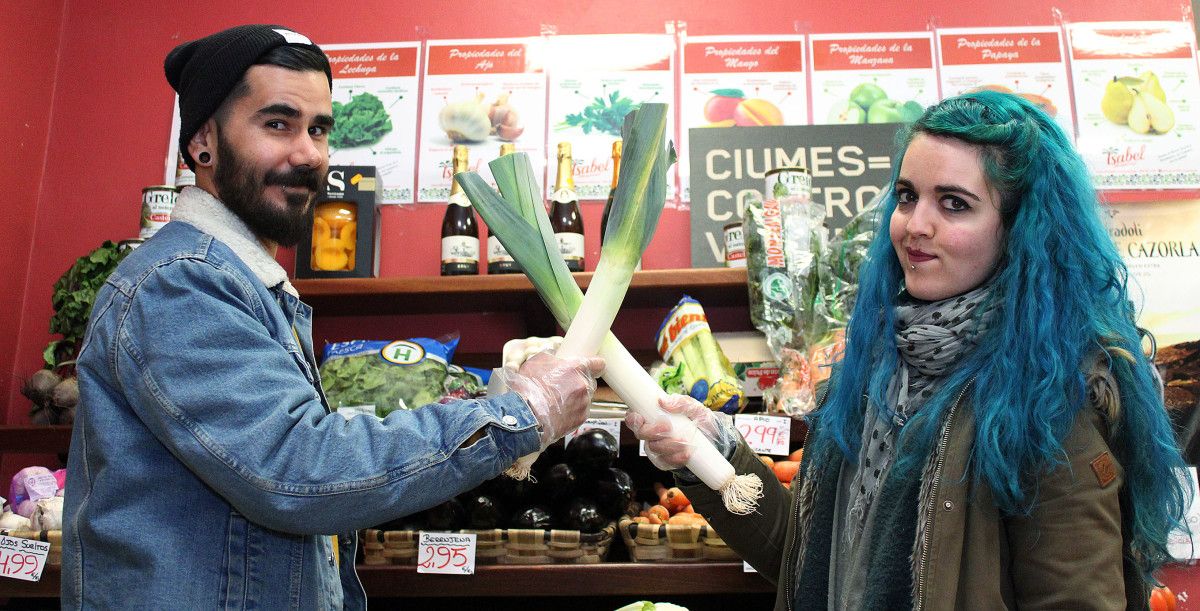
left=322, top=43, right=421, bottom=204
left=1068, top=21, right=1200, bottom=189
left=809, top=32, right=940, bottom=127
left=935, top=27, right=1075, bottom=139
left=418, top=38, right=548, bottom=202
left=546, top=34, right=675, bottom=200
left=680, top=35, right=808, bottom=201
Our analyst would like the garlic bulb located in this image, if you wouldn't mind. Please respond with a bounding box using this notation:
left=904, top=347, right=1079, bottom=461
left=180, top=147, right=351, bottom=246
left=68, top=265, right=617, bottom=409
left=439, top=92, right=491, bottom=143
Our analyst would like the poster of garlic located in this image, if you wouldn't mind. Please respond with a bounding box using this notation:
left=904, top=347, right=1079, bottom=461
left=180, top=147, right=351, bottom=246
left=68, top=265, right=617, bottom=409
left=322, top=42, right=422, bottom=204
left=418, top=37, right=548, bottom=202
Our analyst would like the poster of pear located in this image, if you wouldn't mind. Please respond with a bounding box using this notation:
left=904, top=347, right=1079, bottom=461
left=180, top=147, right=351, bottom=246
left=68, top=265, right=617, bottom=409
left=322, top=42, right=421, bottom=204
left=545, top=34, right=675, bottom=200
left=1068, top=21, right=1200, bottom=189
left=935, top=27, right=1075, bottom=140
left=679, top=35, right=808, bottom=201
left=808, top=32, right=940, bottom=127
left=418, top=38, right=548, bottom=202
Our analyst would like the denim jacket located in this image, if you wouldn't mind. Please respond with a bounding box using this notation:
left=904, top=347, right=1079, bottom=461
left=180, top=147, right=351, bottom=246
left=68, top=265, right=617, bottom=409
left=63, top=187, right=542, bottom=609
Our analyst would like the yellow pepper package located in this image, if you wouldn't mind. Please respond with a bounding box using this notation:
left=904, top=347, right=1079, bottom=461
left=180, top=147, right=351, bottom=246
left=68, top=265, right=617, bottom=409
left=653, top=296, right=746, bottom=414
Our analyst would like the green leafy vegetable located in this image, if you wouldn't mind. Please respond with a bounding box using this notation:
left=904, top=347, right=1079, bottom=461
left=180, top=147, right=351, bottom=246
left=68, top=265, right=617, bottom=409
left=330, top=92, right=393, bottom=149
left=318, top=338, right=457, bottom=417
left=46, top=241, right=131, bottom=369
left=559, top=90, right=639, bottom=136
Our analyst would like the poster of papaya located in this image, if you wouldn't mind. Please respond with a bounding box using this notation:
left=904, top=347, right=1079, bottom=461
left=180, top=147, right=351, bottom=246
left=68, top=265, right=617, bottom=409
left=680, top=35, right=808, bottom=201
left=1067, top=21, right=1200, bottom=189
left=321, top=42, right=421, bottom=204
left=808, top=32, right=940, bottom=127
left=417, top=37, right=547, bottom=202
left=1107, top=198, right=1200, bottom=350
left=935, top=27, right=1075, bottom=139
left=545, top=34, right=675, bottom=200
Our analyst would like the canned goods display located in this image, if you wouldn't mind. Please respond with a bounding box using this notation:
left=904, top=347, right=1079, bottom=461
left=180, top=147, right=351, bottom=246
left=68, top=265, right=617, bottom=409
left=174, top=152, right=196, bottom=188
left=139, top=186, right=178, bottom=240
left=723, top=222, right=746, bottom=268
left=764, top=167, right=812, bottom=203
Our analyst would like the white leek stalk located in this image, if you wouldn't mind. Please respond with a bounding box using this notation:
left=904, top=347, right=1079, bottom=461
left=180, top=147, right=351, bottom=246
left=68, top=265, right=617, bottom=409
left=456, top=104, right=762, bottom=515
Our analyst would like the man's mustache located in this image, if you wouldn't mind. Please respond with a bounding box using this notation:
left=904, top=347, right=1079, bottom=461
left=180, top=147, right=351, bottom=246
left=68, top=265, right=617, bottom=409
left=265, top=168, right=321, bottom=193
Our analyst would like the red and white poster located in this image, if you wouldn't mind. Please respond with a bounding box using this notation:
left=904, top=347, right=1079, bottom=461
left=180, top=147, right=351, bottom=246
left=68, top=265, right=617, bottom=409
left=680, top=35, right=807, bottom=201
left=809, top=32, right=939, bottom=126
left=1068, top=21, right=1200, bottom=189
left=935, top=27, right=1075, bottom=139
left=418, top=38, right=547, bottom=202
left=323, top=42, right=422, bottom=204
left=545, top=34, right=675, bottom=200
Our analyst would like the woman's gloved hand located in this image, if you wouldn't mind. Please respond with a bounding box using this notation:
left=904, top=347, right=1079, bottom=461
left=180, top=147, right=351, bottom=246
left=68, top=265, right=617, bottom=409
left=502, top=352, right=605, bottom=449
left=625, top=394, right=739, bottom=475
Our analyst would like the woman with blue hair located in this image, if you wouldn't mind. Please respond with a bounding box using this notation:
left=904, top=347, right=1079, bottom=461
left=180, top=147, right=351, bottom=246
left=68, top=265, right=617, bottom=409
left=628, top=90, right=1189, bottom=610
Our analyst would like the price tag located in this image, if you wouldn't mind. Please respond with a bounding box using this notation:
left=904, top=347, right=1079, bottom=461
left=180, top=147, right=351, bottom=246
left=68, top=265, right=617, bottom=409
left=563, top=418, right=622, bottom=454
left=416, top=532, right=476, bottom=575
left=0, top=535, right=50, bottom=582
left=734, top=414, right=791, bottom=456
left=23, top=474, right=57, bottom=502
left=1169, top=467, right=1200, bottom=561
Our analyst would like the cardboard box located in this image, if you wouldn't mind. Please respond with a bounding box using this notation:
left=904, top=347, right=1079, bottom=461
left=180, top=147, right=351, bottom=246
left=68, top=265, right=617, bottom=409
left=295, top=166, right=380, bottom=278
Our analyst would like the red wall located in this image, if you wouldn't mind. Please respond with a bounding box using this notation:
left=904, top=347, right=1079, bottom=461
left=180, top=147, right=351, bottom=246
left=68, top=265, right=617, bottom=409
left=2, top=2, right=65, bottom=420
left=4, top=0, right=1193, bottom=423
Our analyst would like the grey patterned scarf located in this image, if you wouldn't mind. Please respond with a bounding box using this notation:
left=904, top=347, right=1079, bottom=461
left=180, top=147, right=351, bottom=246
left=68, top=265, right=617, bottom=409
left=845, top=281, right=999, bottom=538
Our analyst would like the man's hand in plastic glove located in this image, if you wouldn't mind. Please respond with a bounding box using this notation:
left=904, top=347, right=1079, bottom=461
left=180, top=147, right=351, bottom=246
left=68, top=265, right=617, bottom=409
left=625, top=395, right=738, bottom=476
left=504, top=352, right=605, bottom=449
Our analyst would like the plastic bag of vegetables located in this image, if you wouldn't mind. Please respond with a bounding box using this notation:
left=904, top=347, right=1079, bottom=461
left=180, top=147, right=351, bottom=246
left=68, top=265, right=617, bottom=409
left=319, top=335, right=460, bottom=417
left=653, top=296, right=746, bottom=414
left=745, top=190, right=878, bottom=416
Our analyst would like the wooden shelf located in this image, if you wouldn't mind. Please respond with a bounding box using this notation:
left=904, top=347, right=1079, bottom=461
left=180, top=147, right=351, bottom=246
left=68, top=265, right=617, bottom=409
left=0, top=563, right=770, bottom=599
left=293, top=267, right=748, bottom=316
left=0, top=426, right=72, bottom=454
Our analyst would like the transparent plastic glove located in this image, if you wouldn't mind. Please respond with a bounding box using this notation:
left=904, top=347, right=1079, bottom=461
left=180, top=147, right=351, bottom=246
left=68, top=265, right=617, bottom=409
left=501, top=351, right=605, bottom=449
left=626, top=394, right=738, bottom=474
left=501, top=336, right=563, bottom=371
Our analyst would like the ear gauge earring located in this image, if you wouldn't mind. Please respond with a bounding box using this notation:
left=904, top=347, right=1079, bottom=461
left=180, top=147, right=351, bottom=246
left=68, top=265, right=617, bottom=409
left=198, top=151, right=211, bottom=164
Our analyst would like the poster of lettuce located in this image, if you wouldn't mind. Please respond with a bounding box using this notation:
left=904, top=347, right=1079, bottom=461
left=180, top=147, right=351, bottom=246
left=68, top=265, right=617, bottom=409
left=322, top=42, right=422, bottom=204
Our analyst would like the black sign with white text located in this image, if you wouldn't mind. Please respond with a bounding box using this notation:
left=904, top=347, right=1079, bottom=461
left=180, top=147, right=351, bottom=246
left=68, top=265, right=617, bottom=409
left=688, top=123, right=902, bottom=267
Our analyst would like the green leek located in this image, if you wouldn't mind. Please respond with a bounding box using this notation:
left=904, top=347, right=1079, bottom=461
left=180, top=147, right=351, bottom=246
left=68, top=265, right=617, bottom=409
left=456, top=103, right=762, bottom=514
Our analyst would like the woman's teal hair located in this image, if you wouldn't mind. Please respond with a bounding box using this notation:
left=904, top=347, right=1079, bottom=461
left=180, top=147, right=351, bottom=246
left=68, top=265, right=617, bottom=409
left=817, top=90, right=1188, bottom=578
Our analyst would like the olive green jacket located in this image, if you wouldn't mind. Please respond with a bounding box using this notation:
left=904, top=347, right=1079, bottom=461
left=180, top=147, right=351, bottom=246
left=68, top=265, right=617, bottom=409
left=683, top=363, right=1148, bottom=610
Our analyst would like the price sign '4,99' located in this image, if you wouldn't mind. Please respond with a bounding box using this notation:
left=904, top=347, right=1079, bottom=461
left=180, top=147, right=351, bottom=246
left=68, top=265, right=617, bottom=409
left=416, top=532, right=476, bottom=575
left=0, top=535, right=50, bottom=582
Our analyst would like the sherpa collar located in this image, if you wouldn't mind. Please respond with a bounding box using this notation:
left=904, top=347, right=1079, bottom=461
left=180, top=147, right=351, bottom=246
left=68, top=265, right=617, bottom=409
left=170, top=186, right=299, bottom=298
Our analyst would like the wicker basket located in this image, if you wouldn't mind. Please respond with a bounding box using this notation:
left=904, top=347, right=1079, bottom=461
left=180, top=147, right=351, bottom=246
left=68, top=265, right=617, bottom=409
left=617, top=518, right=741, bottom=562
left=1, top=529, right=62, bottom=566
left=361, top=523, right=615, bottom=566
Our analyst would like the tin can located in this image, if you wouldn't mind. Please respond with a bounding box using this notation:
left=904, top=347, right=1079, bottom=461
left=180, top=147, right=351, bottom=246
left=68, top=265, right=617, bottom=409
left=723, top=222, right=746, bottom=267
left=174, top=152, right=196, bottom=188
left=764, top=167, right=812, bottom=204
left=139, top=186, right=178, bottom=240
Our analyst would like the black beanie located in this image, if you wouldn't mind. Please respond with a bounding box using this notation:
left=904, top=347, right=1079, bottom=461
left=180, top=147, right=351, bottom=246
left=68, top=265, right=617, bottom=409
left=164, top=24, right=332, bottom=169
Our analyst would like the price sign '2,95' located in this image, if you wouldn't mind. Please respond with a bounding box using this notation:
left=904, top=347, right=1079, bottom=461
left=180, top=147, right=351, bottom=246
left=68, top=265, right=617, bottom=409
left=416, top=532, right=477, bottom=575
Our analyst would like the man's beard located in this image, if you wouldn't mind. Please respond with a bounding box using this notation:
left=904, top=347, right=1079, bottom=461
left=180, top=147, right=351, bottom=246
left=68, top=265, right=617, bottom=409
left=213, top=137, right=322, bottom=247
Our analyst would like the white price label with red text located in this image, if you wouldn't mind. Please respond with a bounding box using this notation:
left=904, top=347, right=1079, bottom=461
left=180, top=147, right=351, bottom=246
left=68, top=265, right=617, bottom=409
left=0, top=535, right=49, bottom=582
left=564, top=418, right=622, bottom=452
left=734, top=414, right=791, bottom=456
left=417, top=532, right=476, bottom=574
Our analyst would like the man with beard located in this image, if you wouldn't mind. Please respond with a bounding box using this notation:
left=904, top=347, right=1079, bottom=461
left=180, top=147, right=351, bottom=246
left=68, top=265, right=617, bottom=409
left=62, top=25, right=603, bottom=609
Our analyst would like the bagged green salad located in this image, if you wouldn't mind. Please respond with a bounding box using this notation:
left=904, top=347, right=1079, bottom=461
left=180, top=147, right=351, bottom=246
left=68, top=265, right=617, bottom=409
left=319, top=335, right=460, bottom=417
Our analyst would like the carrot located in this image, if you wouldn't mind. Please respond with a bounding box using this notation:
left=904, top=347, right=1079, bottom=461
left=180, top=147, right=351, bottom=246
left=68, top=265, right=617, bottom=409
left=648, top=505, right=670, bottom=523
left=759, top=455, right=775, bottom=469
left=668, top=513, right=705, bottom=526
left=773, top=460, right=800, bottom=484
left=788, top=448, right=804, bottom=463
left=664, top=487, right=690, bottom=513
left=682, top=504, right=695, bottom=514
